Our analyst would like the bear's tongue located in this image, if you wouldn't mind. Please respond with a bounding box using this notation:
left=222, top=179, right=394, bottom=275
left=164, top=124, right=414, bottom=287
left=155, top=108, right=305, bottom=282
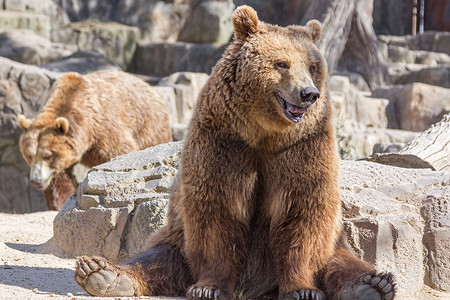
left=285, top=101, right=307, bottom=117
left=282, top=100, right=307, bottom=123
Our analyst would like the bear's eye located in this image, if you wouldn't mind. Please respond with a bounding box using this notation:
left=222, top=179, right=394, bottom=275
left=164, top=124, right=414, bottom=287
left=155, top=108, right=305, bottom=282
left=276, top=61, right=290, bottom=70
left=309, top=65, right=316, bottom=75
left=41, top=151, right=52, bottom=161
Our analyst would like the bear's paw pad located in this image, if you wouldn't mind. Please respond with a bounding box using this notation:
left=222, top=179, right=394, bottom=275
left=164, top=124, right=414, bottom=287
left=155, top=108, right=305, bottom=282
left=281, top=289, right=324, bottom=300
left=188, top=285, right=221, bottom=300
left=75, top=256, right=135, bottom=297
left=338, top=272, right=396, bottom=300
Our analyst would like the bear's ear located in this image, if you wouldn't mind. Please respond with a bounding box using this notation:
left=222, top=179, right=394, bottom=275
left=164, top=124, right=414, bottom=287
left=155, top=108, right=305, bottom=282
left=232, top=5, right=260, bottom=41
left=18, top=115, right=32, bottom=131
left=306, top=20, right=322, bottom=43
left=54, top=117, right=70, bottom=134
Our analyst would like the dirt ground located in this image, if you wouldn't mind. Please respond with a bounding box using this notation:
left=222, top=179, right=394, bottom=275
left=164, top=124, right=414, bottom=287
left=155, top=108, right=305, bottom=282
left=0, top=211, right=448, bottom=300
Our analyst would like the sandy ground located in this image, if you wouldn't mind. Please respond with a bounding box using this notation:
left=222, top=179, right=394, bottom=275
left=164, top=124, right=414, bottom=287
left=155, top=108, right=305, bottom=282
left=0, top=211, right=448, bottom=300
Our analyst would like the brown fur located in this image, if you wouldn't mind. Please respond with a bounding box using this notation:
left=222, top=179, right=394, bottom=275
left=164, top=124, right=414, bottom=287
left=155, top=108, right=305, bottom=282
left=77, top=5, right=388, bottom=299
left=19, top=70, right=172, bottom=210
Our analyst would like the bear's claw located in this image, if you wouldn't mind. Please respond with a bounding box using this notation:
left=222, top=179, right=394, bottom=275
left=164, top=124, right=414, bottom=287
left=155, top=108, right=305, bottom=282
left=337, top=272, right=396, bottom=300
left=188, top=285, right=221, bottom=300
left=280, top=289, right=324, bottom=300
left=75, top=256, right=136, bottom=297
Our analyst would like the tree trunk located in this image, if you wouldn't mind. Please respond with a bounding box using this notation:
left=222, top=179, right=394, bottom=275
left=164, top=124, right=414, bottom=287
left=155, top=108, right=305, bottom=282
left=301, top=0, right=388, bottom=89
left=367, top=114, right=450, bottom=171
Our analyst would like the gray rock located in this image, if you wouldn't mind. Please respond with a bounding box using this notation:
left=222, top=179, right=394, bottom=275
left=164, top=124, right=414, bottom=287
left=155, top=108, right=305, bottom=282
left=378, top=32, right=450, bottom=55
left=52, top=21, right=141, bottom=70
left=372, top=83, right=450, bottom=131
left=130, top=41, right=222, bottom=77
left=0, top=30, right=76, bottom=65
left=367, top=113, right=450, bottom=172
left=394, top=66, right=450, bottom=88
left=421, top=191, right=450, bottom=291
left=329, top=76, right=388, bottom=129
left=178, top=1, right=234, bottom=45
left=40, top=50, right=120, bottom=74
left=1, top=0, right=70, bottom=40
left=0, top=10, right=51, bottom=39
left=54, top=0, right=189, bottom=42
left=337, top=119, right=419, bottom=160
left=53, top=142, right=183, bottom=261
left=155, top=72, right=210, bottom=125
left=341, top=160, right=450, bottom=293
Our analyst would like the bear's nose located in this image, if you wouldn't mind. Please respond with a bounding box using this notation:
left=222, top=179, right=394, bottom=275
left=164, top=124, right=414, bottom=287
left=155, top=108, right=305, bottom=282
left=300, top=87, right=320, bottom=104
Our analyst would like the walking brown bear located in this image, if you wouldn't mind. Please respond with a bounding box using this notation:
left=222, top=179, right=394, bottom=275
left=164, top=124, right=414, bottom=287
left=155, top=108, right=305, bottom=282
left=74, top=5, right=396, bottom=300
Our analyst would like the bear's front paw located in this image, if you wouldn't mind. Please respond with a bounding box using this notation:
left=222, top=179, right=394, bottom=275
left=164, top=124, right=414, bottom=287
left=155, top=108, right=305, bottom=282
left=187, top=285, right=222, bottom=300
left=280, top=289, right=324, bottom=300
left=337, top=272, right=396, bottom=300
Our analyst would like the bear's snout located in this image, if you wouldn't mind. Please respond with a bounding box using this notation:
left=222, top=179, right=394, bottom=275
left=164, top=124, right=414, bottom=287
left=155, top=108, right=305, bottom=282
left=300, top=87, right=320, bottom=105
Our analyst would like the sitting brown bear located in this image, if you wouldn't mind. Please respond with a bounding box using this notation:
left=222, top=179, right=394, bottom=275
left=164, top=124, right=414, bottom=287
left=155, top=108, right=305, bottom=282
left=18, top=70, right=172, bottom=210
left=74, top=6, right=396, bottom=300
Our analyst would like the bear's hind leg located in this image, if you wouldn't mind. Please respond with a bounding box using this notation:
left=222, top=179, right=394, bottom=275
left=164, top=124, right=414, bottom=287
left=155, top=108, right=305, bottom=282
left=318, top=247, right=396, bottom=300
left=75, top=243, right=193, bottom=297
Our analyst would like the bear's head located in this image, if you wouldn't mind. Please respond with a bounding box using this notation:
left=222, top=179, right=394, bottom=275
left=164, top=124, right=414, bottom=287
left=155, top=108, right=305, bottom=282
left=18, top=114, right=78, bottom=191
left=230, top=5, right=328, bottom=132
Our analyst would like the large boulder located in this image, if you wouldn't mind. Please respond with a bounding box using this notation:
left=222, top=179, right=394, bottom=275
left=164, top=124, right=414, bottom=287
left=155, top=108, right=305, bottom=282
left=329, top=75, right=389, bottom=128
left=154, top=72, right=210, bottom=126
left=367, top=113, right=450, bottom=172
left=177, top=0, right=234, bottom=45
left=53, top=0, right=189, bottom=42
left=372, top=83, right=450, bottom=131
left=53, top=142, right=183, bottom=261
left=0, top=0, right=69, bottom=40
left=129, top=41, right=223, bottom=77
left=0, top=10, right=51, bottom=39
left=336, top=119, right=419, bottom=159
left=53, top=21, right=141, bottom=70
left=393, top=66, right=450, bottom=88
left=0, top=30, right=76, bottom=65
left=40, top=50, right=120, bottom=74
left=340, top=160, right=450, bottom=293
left=53, top=141, right=450, bottom=296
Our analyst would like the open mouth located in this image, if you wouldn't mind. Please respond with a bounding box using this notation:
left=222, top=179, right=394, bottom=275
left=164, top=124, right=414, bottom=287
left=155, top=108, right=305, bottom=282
left=275, top=92, right=308, bottom=123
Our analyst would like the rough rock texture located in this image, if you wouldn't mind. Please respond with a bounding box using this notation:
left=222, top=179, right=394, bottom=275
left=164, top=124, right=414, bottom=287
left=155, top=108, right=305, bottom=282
left=53, top=142, right=183, bottom=261
left=53, top=141, right=450, bottom=295
left=154, top=72, right=210, bottom=126
left=367, top=113, right=450, bottom=172
left=393, top=66, right=450, bottom=88
left=336, top=120, right=419, bottom=159
left=53, top=21, right=141, bottom=70
left=329, top=75, right=388, bottom=128
left=129, top=41, right=222, bottom=77
left=329, top=75, right=419, bottom=159
left=177, top=0, right=234, bottom=45
left=340, top=160, right=450, bottom=293
left=39, top=50, right=120, bottom=74
left=53, top=0, right=190, bottom=42
left=378, top=32, right=450, bottom=89
left=0, top=30, right=76, bottom=65
left=0, top=0, right=69, bottom=40
left=372, top=83, right=450, bottom=131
